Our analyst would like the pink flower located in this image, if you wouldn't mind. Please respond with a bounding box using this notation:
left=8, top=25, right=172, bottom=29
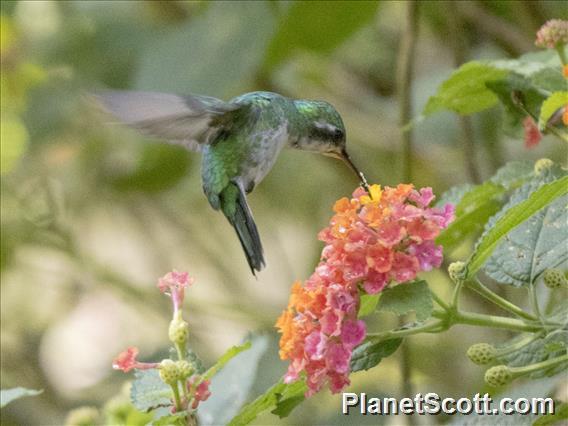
left=409, top=187, right=435, bottom=208
left=158, top=269, right=194, bottom=313
left=329, top=372, right=350, bottom=393
left=341, top=320, right=366, bottom=348
left=327, top=284, right=357, bottom=314
left=390, top=252, right=419, bottom=282
left=375, top=221, right=406, bottom=247
left=523, top=116, right=542, bottom=149
left=366, top=243, right=394, bottom=273
left=320, top=308, right=343, bottom=336
left=189, top=377, right=211, bottom=409
left=326, top=343, right=351, bottom=374
left=363, top=270, right=388, bottom=294
left=409, top=241, right=443, bottom=271
left=305, top=331, right=327, bottom=360
left=112, top=347, right=158, bottom=372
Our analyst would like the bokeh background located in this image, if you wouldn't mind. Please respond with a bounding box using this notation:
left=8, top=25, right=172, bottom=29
left=1, top=1, right=566, bottom=425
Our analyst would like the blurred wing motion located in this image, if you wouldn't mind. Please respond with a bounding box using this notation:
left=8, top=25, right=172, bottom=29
left=95, top=91, right=242, bottom=151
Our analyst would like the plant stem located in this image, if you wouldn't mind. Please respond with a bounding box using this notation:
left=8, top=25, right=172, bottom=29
left=367, top=319, right=445, bottom=340
left=396, top=0, right=419, bottom=184
left=453, top=310, right=544, bottom=332
left=446, top=1, right=481, bottom=184
left=466, top=279, right=537, bottom=321
left=495, top=332, right=542, bottom=357
left=555, top=45, right=567, bottom=66
left=529, top=282, right=545, bottom=323
left=457, top=1, right=533, bottom=55
left=430, top=289, right=450, bottom=311
left=187, top=414, right=198, bottom=426
left=181, top=379, right=190, bottom=406
left=170, top=382, right=183, bottom=412
left=396, top=1, right=420, bottom=406
left=511, top=353, right=568, bottom=376
left=450, top=279, right=464, bottom=311
left=176, top=343, right=186, bottom=361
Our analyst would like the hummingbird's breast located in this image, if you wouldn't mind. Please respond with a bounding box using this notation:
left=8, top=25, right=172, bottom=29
left=240, top=121, right=289, bottom=191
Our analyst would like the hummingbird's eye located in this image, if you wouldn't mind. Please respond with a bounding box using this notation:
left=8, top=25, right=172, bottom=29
left=334, top=128, right=344, bottom=141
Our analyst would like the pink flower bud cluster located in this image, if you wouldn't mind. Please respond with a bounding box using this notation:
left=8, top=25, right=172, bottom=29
left=535, top=19, right=568, bottom=49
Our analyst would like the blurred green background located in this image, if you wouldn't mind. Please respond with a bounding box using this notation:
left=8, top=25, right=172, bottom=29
left=1, top=1, right=566, bottom=424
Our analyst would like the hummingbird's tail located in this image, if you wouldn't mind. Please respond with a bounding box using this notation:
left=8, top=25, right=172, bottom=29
left=220, top=182, right=265, bottom=274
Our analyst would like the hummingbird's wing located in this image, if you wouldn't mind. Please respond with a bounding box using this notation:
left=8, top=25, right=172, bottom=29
left=95, top=91, right=243, bottom=151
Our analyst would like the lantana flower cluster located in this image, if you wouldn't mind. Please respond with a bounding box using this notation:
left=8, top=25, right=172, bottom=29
left=277, top=184, right=454, bottom=396
left=113, top=270, right=211, bottom=413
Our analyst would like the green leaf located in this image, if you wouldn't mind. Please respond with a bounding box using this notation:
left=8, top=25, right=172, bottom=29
left=486, top=72, right=548, bottom=132
left=538, top=91, right=568, bottom=131
left=228, top=379, right=307, bottom=426
left=437, top=182, right=506, bottom=250
left=376, top=280, right=433, bottom=321
left=502, top=331, right=568, bottom=378
left=152, top=412, right=188, bottom=426
left=350, top=338, right=402, bottom=372
left=482, top=168, right=568, bottom=286
left=262, top=1, right=378, bottom=73
left=533, top=402, right=568, bottom=426
left=465, top=174, right=568, bottom=280
left=548, top=300, right=568, bottom=327
left=423, top=51, right=562, bottom=120
left=131, top=369, right=171, bottom=412
left=270, top=393, right=305, bottom=419
left=0, top=387, right=42, bottom=408
left=490, top=50, right=562, bottom=77
left=198, top=336, right=269, bottom=426
left=437, top=162, right=535, bottom=250
left=423, top=62, right=509, bottom=116
left=358, top=293, right=380, bottom=317
left=436, top=183, right=475, bottom=208
left=530, top=67, right=567, bottom=94
left=202, top=341, right=251, bottom=381
left=489, top=161, right=534, bottom=190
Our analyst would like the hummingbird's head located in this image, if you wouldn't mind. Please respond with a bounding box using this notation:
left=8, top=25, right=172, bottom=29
left=292, top=100, right=346, bottom=153
left=293, top=100, right=369, bottom=192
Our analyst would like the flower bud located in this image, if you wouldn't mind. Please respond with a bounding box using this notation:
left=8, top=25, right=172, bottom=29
left=65, top=406, right=100, bottom=426
left=543, top=268, right=568, bottom=289
left=484, top=365, right=512, bottom=387
left=534, top=158, right=554, bottom=175
left=535, top=19, right=568, bottom=49
left=168, top=314, right=189, bottom=346
left=177, top=360, right=194, bottom=379
left=159, top=359, right=179, bottom=385
left=467, top=343, right=496, bottom=365
left=448, top=261, right=466, bottom=283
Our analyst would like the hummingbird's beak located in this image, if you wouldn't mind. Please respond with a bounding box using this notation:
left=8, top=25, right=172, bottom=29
left=339, top=149, right=370, bottom=194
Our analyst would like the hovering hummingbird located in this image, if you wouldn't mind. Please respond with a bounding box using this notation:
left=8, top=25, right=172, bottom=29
left=96, top=91, right=369, bottom=274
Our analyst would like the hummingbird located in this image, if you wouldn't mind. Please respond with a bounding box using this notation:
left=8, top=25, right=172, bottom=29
left=96, top=91, right=369, bottom=274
